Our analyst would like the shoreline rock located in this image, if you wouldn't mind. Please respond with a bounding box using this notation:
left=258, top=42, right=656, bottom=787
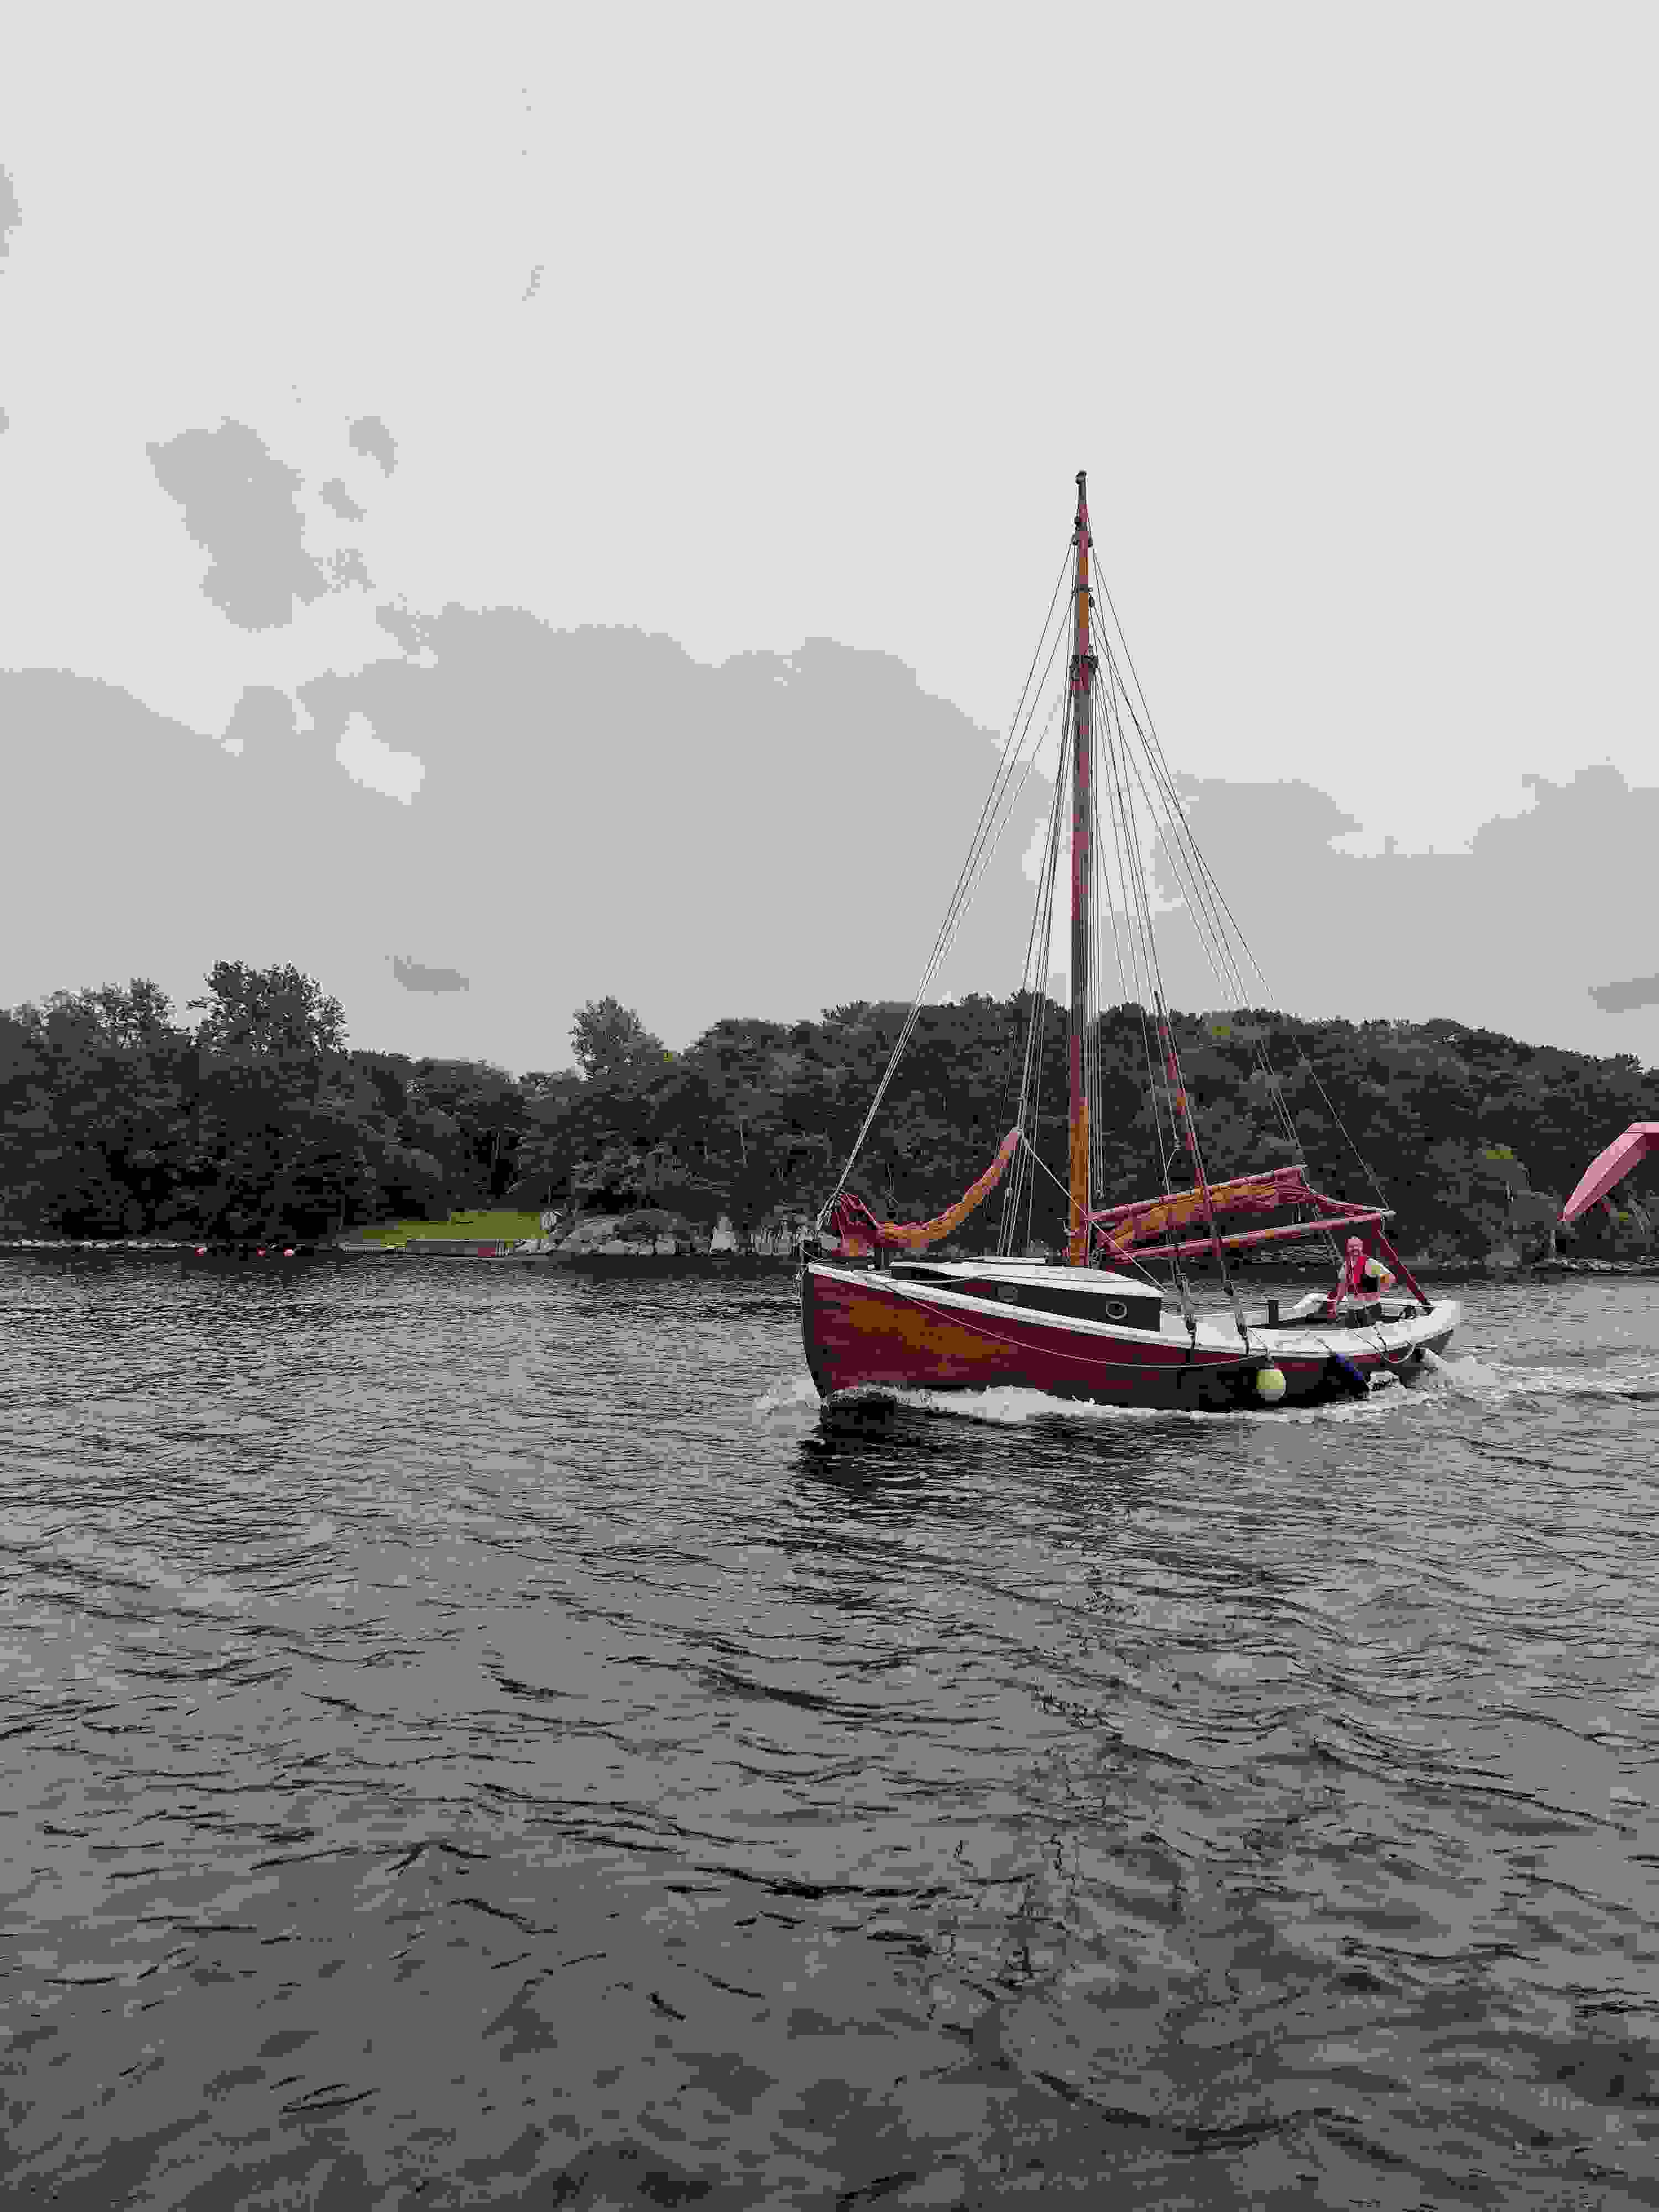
left=531, top=1209, right=813, bottom=1259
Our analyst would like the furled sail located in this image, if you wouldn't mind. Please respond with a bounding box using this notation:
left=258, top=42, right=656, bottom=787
left=826, top=1129, right=1022, bottom=1255
left=1092, top=1167, right=1319, bottom=1256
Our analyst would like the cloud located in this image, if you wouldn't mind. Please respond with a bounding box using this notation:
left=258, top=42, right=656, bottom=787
left=293, top=617, right=1032, bottom=1044
left=329, top=548, right=372, bottom=591
left=148, top=420, right=331, bottom=632
left=1140, top=761, right=1659, bottom=1064
left=7, top=633, right=1656, bottom=1081
left=374, top=603, right=434, bottom=657
left=0, top=163, right=19, bottom=266
left=390, top=953, right=469, bottom=995
left=0, top=629, right=1026, bottom=1069
left=1, top=169, right=21, bottom=436
left=335, top=712, right=424, bottom=805
left=347, top=416, right=397, bottom=475
left=1589, top=973, right=1659, bottom=1015
left=319, top=478, right=366, bottom=523
left=221, top=684, right=296, bottom=757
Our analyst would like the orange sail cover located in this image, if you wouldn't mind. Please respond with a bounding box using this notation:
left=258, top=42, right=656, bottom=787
left=1094, top=1166, right=1316, bottom=1256
left=826, top=1129, right=1022, bottom=1255
left=1559, top=1123, right=1659, bottom=1224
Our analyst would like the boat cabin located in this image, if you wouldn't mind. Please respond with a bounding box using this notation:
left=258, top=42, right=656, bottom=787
left=887, top=1256, right=1165, bottom=1332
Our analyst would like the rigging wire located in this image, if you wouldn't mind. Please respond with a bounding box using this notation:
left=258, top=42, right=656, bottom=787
left=1097, top=645, right=1207, bottom=1308
left=1096, top=635, right=1341, bottom=1271
left=1099, top=638, right=1306, bottom=1155
left=1023, top=772, right=1066, bottom=1255
left=1082, top=547, right=1338, bottom=1239
left=1093, top=629, right=1345, bottom=1267
left=988, top=522, right=1286, bottom=1299
left=821, top=541, right=1073, bottom=1220
left=998, top=709, right=1069, bottom=1255
left=1096, top=656, right=1180, bottom=1190
left=1094, top=570, right=1388, bottom=1216
left=1112, top=687, right=1331, bottom=1251
left=1094, top=818, right=1178, bottom=1292
left=1099, top=648, right=1183, bottom=1167
left=1083, top=764, right=1178, bottom=1307
left=991, top=661, right=1073, bottom=1253
left=993, top=686, right=1067, bottom=1217
left=822, top=494, right=1392, bottom=1305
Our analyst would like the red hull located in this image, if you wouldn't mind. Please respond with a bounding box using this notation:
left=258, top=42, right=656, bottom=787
left=801, top=1262, right=1456, bottom=1410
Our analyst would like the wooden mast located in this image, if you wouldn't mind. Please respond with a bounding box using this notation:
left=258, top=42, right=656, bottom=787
left=1067, top=471, right=1095, bottom=1267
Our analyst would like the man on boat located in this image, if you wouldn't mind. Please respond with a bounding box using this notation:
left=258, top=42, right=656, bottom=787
left=1326, top=1234, right=1395, bottom=1322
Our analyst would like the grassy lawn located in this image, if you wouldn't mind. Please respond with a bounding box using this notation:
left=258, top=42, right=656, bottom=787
left=357, top=1209, right=545, bottom=1248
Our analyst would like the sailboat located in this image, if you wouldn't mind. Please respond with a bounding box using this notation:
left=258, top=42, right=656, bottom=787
left=1558, top=1124, right=1659, bottom=1254
left=800, top=471, right=1460, bottom=1411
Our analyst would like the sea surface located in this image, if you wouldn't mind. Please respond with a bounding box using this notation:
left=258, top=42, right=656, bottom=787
left=2, top=1260, right=1657, bottom=2209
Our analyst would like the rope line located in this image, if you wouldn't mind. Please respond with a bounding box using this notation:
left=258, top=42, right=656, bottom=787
left=821, top=541, right=1072, bottom=1222
left=821, top=509, right=1400, bottom=1307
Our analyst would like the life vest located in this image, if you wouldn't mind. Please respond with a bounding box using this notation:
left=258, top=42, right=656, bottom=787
left=1326, top=1239, right=1394, bottom=1315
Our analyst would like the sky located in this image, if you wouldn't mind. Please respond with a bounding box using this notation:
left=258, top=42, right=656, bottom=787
left=2, top=3, right=1656, bottom=1073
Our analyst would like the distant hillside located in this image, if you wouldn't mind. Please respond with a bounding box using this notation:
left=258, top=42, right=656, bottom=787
left=507, top=998, right=1659, bottom=1267
left=4, top=970, right=1655, bottom=1264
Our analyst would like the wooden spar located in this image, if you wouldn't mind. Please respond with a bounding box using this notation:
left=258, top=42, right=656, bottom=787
left=1090, top=1176, right=1381, bottom=1232
left=1089, top=1168, right=1314, bottom=1228
left=1067, top=472, right=1094, bottom=1267
left=1371, top=1227, right=1433, bottom=1314
left=1118, top=1208, right=1392, bottom=1265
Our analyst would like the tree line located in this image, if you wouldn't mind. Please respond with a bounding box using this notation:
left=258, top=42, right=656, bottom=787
left=2, top=967, right=1655, bottom=1260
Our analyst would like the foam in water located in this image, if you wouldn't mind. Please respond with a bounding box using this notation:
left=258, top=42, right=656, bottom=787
left=1418, top=1345, right=1659, bottom=1401
left=1422, top=1348, right=1504, bottom=1388
left=802, top=1381, right=1401, bottom=1430
left=760, top=1344, right=1659, bottom=1428
left=752, top=1374, right=823, bottom=1418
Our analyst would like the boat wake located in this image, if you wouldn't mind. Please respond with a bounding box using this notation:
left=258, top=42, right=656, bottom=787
left=1418, top=1348, right=1659, bottom=1404
left=752, top=1347, right=1658, bottom=1452
left=1417, top=1349, right=1502, bottom=1389
left=782, top=1346, right=1659, bottom=1432
left=813, top=1380, right=1405, bottom=1430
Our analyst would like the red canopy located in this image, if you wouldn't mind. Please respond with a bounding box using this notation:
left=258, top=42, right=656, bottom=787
left=1559, top=1123, right=1659, bottom=1225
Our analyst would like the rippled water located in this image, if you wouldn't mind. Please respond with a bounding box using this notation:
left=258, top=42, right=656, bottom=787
left=2, top=1260, right=1657, bottom=2208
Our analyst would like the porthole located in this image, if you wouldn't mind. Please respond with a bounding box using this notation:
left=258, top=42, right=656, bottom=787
left=1103, top=1298, right=1129, bottom=1321
left=997, top=1284, right=1021, bottom=1303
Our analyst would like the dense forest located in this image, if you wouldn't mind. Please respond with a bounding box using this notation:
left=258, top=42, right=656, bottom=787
left=3, top=964, right=1656, bottom=1263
